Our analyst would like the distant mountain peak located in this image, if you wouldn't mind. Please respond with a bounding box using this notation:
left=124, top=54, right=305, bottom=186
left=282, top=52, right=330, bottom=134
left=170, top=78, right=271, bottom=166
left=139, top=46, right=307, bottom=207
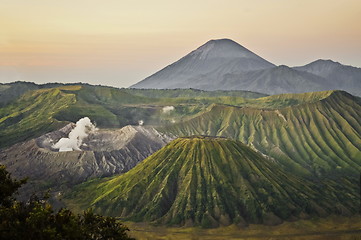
left=131, top=38, right=275, bottom=89
left=306, top=59, right=342, bottom=67
left=202, top=38, right=246, bottom=48
left=208, top=38, right=236, bottom=43
left=131, top=39, right=360, bottom=96
left=277, top=65, right=292, bottom=70
left=189, top=38, right=259, bottom=60
left=201, top=38, right=244, bottom=46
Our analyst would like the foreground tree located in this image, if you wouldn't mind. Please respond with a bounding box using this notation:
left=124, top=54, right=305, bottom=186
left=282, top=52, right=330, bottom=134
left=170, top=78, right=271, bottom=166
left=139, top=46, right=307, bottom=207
left=0, top=165, right=134, bottom=240
left=0, top=165, right=27, bottom=207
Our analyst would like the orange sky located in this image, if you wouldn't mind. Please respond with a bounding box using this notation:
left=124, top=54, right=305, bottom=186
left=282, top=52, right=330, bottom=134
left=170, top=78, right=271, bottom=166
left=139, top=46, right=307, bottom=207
left=1, top=0, right=360, bottom=87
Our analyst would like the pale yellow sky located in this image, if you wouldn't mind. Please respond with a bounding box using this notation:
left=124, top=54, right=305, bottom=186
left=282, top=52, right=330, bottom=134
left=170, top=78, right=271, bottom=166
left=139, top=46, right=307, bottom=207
left=1, top=0, right=360, bottom=87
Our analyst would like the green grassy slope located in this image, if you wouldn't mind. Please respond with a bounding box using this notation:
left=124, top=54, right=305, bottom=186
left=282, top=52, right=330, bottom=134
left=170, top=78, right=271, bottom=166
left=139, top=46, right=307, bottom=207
left=0, top=81, right=76, bottom=107
left=246, top=90, right=336, bottom=109
left=0, top=84, right=244, bottom=148
left=54, top=85, right=212, bottom=127
left=0, top=82, right=267, bottom=107
left=160, top=90, right=339, bottom=111
left=161, top=91, right=361, bottom=178
left=68, top=88, right=335, bottom=135
left=0, top=81, right=40, bottom=106
left=0, top=86, right=78, bottom=148
left=53, top=85, right=158, bottom=127
left=65, top=136, right=357, bottom=227
left=0, top=85, right=206, bottom=148
left=2, top=84, right=359, bottom=161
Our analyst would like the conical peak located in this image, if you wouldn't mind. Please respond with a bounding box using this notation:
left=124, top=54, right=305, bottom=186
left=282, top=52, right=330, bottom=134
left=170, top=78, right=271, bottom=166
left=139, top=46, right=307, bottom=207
left=66, top=134, right=346, bottom=227
left=131, top=38, right=275, bottom=89
left=206, top=38, right=241, bottom=46
left=190, top=38, right=256, bottom=59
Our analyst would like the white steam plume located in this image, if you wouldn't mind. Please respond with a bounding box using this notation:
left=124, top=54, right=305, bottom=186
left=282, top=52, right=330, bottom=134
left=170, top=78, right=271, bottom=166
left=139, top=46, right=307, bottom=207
left=162, top=106, right=175, bottom=114
left=53, top=117, right=97, bottom=152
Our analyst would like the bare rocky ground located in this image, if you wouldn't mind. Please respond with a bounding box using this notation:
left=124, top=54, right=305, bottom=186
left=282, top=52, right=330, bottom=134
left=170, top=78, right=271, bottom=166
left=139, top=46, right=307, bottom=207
left=0, top=123, right=174, bottom=201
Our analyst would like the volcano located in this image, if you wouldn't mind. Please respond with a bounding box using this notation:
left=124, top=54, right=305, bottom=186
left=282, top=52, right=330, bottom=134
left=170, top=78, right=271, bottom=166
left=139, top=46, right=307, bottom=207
left=66, top=136, right=353, bottom=227
left=131, top=39, right=275, bottom=90
left=0, top=123, right=173, bottom=196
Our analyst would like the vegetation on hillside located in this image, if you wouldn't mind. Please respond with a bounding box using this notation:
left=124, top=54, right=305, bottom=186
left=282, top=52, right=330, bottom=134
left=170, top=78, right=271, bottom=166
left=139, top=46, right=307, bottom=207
left=65, top=136, right=357, bottom=228
left=1, top=82, right=360, bottom=231
left=161, top=91, right=361, bottom=178
left=0, top=165, right=134, bottom=240
left=1, top=84, right=346, bottom=149
left=0, top=87, right=77, bottom=148
left=124, top=88, right=267, bottom=99
left=0, top=82, right=40, bottom=107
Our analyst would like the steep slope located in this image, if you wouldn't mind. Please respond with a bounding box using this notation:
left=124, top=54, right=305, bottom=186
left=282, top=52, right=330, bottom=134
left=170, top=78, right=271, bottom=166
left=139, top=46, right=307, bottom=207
left=131, top=39, right=275, bottom=89
left=0, top=124, right=173, bottom=195
left=0, top=81, right=40, bottom=106
left=66, top=136, right=357, bottom=227
left=0, top=86, right=78, bottom=148
left=295, top=59, right=361, bottom=96
left=160, top=91, right=361, bottom=178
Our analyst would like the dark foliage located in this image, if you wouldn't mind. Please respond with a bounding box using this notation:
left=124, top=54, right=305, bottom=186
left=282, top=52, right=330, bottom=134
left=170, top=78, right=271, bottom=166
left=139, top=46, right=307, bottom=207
left=0, top=165, right=135, bottom=240
left=0, top=165, right=27, bottom=207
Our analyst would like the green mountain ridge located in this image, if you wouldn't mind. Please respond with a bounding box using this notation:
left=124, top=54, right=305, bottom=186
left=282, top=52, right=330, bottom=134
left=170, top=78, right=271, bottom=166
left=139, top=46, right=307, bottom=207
left=0, top=84, right=261, bottom=148
left=0, top=81, right=39, bottom=106
left=160, top=90, right=361, bottom=178
left=65, top=136, right=357, bottom=228
left=0, top=86, right=78, bottom=148
left=1, top=83, right=327, bottom=149
left=124, top=88, right=267, bottom=99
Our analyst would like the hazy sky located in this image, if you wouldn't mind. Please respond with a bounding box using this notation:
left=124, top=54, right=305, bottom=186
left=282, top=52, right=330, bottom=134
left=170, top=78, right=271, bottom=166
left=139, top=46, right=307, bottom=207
left=1, top=0, right=360, bottom=87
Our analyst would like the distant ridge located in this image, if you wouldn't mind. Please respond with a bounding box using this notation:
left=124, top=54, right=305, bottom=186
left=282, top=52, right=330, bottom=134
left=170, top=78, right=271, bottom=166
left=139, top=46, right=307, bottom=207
left=294, top=59, right=361, bottom=96
left=131, top=39, right=361, bottom=96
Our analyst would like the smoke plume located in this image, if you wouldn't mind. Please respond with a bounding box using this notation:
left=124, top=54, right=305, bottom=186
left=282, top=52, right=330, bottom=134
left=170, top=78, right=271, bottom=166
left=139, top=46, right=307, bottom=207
left=162, top=106, right=175, bottom=114
left=53, top=117, right=97, bottom=152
